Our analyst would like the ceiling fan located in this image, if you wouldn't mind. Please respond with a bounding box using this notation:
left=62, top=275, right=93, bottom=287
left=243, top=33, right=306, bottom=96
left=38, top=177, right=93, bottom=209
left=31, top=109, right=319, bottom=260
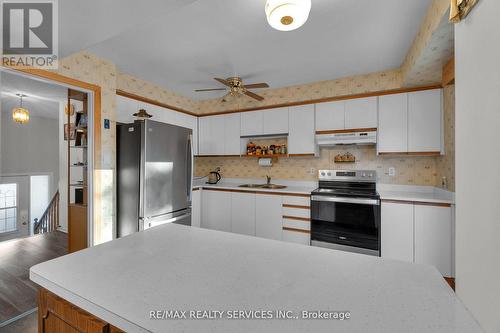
left=195, top=77, right=269, bottom=102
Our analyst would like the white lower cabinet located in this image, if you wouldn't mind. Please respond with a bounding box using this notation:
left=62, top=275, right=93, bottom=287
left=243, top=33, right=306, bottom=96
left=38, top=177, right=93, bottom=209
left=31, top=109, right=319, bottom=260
left=255, top=194, right=283, bottom=241
left=381, top=200, right=453, bottom=277
left=282, top=229, right=310, bottom=245
left=414, top=205, right=452, bottom=277
left=201, top=190, right=231, bottom=232
left=381, top=202, right=414, bottom=263
left=191, top=189, right=201, bottom=228
left=231, top=192, right=256, bottom=236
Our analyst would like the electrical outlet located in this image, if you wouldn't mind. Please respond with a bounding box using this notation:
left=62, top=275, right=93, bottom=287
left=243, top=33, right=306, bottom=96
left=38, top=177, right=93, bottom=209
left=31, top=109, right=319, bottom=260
left=309, top=168, right=316, bottom=175
left=388, top=167, right=396, bottom=177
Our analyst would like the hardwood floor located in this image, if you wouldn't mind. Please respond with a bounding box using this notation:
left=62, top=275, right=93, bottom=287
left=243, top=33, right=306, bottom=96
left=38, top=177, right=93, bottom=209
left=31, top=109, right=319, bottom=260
left=0, top=231, right=67, bottom=324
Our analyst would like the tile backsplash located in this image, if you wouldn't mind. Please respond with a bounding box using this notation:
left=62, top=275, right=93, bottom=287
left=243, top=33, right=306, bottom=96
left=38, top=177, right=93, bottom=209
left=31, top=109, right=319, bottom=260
left=195, top=146, right=438, bottom=186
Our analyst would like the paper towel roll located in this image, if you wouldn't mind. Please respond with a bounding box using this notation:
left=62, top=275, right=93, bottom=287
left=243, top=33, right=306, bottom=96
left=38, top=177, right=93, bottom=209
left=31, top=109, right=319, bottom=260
left=258, top=158, right=273, bottom=167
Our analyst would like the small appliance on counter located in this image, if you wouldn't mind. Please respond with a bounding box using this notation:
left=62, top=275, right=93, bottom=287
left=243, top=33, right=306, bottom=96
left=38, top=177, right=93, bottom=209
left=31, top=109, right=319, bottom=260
left=207, top=168, right=221, bottom=184
left=310, top=170, right=380, bottom=256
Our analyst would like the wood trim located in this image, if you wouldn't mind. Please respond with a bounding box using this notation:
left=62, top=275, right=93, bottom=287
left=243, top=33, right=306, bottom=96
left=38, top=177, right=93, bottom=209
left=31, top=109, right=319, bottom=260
left=282, top=204, right=310, bottom=209
left=196, top=155, right=241, bottom=157
left=116, top=89, right=198, bottom=116
left=442, top=58, right=455, bottom=86
left=282, top=227, right=311, bottom=234
left=444, top=277, right=455, bottom=291
left=192, top=187, right=200, bottom=191
left=282, top=215, right=310, bottom=222
left=200, top=187, right=310, bottom=197
left=316, top=128, right=377, bottom=135
left=381, top=199, right=452, bottom=207
left=378, top=151, right=441, bottom=157
left=288, top=153, right=316, bottom=157
left=198, top=84, right=442, bottom=117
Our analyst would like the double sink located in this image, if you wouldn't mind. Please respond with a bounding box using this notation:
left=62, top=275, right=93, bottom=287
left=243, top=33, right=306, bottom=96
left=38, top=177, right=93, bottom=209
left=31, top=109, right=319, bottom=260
left=238, top=184, right=287, bottom=189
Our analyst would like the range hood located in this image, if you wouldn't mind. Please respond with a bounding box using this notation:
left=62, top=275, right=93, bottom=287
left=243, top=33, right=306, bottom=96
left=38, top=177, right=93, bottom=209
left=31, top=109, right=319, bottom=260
left=316, top=131, right=377, bottom=146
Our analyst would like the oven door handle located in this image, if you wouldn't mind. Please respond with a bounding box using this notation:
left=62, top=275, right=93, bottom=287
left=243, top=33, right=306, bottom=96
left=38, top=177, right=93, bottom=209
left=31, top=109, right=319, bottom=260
left=311, top=195, right=379, bottom=206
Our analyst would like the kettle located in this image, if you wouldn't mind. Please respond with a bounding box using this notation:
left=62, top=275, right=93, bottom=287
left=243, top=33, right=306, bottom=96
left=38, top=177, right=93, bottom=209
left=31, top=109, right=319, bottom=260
left=207, top=169, right=221, bottom=184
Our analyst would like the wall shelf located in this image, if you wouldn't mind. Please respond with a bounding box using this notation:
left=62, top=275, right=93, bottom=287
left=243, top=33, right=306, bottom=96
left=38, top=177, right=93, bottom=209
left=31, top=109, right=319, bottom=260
left=244, top=154, right=288, bottom=158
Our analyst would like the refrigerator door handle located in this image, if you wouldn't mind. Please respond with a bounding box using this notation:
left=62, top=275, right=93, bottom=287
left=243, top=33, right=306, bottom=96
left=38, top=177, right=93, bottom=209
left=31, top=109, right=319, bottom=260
left=143, top=212, right=192, bottom=229
left=187, top=133, right=193, bottom=202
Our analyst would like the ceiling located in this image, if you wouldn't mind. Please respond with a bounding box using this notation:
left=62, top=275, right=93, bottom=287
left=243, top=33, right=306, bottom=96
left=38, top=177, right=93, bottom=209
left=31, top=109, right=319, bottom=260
left=60, top=0, right=432, bottom=100
left=0, top=72, right=67, bottom=120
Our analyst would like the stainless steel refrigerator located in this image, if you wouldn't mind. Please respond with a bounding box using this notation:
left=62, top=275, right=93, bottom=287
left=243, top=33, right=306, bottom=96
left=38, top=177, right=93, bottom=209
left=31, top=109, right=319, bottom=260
left=116, top=120, right=193, bottom=238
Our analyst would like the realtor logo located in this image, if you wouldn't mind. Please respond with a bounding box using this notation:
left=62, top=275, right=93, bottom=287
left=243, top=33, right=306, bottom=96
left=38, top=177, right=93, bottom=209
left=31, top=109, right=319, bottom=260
left=1, top=0, right=58, bottom=68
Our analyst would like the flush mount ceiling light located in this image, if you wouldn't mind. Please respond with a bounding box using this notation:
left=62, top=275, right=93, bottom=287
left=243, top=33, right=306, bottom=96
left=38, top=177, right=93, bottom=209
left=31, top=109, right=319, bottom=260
left=265, top=0, right=311, bottom=31
left=12, top=94, right=30, bottom=124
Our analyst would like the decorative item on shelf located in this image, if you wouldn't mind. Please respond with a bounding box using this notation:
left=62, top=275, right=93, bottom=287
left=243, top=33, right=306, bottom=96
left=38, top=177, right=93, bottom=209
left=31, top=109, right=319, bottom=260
left=265, top=0, right=311, bottom=31
left=133, top=108, right=152, bottom=119
left=280, top=144, right=287, bottom=155
left=334, top=152, right=356, bottom=163
left=247, top=142, right=256, bottom=155
left=255, top=146, right=262, bottom=156
left=65, top=103, right=75, bottom=116
left=75, top=112, right=88, bottom=130
left=64, top=123, right=76, bottom=141
left=12, top=94, right=30, bottom=124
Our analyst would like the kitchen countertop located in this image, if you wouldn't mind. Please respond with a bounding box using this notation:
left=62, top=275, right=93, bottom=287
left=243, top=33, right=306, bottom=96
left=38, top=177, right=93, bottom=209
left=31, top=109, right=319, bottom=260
left=31, top=224, right=480, bottom=333
left=377, top=184, right=455, bottom=204
left=193, top=178, right=315, bottom=195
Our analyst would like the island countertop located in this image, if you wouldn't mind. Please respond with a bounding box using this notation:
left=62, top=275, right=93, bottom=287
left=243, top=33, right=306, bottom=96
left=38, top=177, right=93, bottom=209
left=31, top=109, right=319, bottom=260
left=30, top=224, right=481, bottom=333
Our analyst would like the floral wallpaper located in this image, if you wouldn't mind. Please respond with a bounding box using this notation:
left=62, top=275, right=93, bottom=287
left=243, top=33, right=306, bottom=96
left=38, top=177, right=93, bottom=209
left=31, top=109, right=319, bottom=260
left=436, top=84, right=455, bottom=191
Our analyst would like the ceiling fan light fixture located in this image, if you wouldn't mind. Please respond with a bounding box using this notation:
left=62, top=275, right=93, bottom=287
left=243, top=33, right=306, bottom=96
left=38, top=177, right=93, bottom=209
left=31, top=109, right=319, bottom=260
left=265, top=0, right=311, bottom=31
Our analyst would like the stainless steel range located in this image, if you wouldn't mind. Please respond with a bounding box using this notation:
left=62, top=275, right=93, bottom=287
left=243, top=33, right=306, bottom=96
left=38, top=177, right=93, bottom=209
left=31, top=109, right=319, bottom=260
left=310, top=170, right=380, bottom=256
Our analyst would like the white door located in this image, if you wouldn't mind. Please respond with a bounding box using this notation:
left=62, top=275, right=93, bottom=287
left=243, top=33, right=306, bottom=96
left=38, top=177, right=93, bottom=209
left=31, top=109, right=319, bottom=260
left=240, top=111, right=263, bottom=136
left=315, top=101, right=345, bottom=132
left=0, top=176, right=30, bottom=242
left=255, top=194, right=282, bottom=240
left=414, top=204, right=452, bottom=277
left=231, top=192, right=256, bottom=236
left=288, top=104, right=316, bottom=155
left=378, top=93, right=408, bottom=153
left=224, top=114, right=241, bottom=155
left=381, top=201, right=414, bottom=263
left=201, top=190, right=231, bottom=231
left=345, top=97, right=378, bottom=129
left=407, top=89, right=442, bottom=153
left=262, top=107, right=289, bottom=135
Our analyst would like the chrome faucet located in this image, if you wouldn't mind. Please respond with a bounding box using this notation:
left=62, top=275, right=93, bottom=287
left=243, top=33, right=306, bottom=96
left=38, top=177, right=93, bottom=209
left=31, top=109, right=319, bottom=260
left=266, top=175, right=271, bottom=185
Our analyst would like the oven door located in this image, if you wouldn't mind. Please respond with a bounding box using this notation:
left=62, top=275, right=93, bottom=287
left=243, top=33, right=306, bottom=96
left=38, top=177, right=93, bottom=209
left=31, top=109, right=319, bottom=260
left=310, top=195, right=380, bottom=253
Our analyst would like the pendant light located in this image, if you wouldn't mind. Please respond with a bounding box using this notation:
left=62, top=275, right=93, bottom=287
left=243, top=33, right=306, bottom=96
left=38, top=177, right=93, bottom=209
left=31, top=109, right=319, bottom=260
left=265, top=0, right=312, bottom=31
left=12, top=94, right=30, bottom=124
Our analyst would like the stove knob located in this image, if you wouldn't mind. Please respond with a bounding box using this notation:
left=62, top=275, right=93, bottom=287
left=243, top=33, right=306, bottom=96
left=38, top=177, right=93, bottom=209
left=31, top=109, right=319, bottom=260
left=327, top=172, right=331, bottom=176
left=362, top=173, right=366, bottom=177
left=321, top=172, right=325, bottom=176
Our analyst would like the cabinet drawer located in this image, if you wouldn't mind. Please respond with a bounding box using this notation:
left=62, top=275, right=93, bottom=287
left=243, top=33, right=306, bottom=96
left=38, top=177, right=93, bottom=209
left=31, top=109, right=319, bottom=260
left=282, top=206, right=310, bottom=219
left=282, top=196, right=310, bottom=206
left=282, top=217, right=310, bottom=231
left=283, top=229, right=310, bottom=245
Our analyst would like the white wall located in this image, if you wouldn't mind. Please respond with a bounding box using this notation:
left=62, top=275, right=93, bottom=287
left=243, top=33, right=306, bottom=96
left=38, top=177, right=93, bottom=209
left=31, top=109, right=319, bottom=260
left=455, top=2, right=500, bottom=332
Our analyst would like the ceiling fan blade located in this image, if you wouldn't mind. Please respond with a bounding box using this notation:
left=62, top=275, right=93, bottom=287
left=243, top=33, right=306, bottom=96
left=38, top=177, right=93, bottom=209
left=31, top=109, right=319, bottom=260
left=214, top=78, right=232, bottom=87
left=244, top=90, right=265, bottom=101
left=194, top=88, right=227, bottom=92
left=244, top=83, right=269, bottom=89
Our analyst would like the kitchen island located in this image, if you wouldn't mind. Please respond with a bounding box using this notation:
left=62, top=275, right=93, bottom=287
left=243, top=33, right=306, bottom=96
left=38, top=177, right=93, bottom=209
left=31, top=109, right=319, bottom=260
left=30, top=224, right=481, bottom=333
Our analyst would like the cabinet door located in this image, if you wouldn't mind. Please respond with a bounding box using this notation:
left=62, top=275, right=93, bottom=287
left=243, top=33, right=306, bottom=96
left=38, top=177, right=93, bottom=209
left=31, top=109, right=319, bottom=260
left=191, top=189, right=201, bottom=228
left=288, top=104, right=316, bottom=155
left=345, top=96, right=378, bottom=129
left=262, top=107, right=289, bottom=134
left=378, top=93, right=408, bottom=153
left=381, top=202, right=414, bottom=263
left=414, top=204, right=452, bottom=277
left=241, top=111, right=263, bottom=136
left=231, top=192, right=256, bottom=236
left=201, top=190, right=231, bottom=231
left=199, top=116, right=225, bottom=155
left=408, top=89, right=442, bottom=153
left=224, top=113, right=241, bottom=155
left=315, top=101, right=345, bottom=132
left=255, top=194, right=282, bottom=240
left=191, top=117, right=199, bottom=156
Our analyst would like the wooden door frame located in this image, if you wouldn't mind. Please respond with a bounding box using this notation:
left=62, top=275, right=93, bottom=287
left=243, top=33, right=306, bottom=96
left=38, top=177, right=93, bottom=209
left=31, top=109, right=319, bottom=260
left=0, top=65, right=102, bottom=249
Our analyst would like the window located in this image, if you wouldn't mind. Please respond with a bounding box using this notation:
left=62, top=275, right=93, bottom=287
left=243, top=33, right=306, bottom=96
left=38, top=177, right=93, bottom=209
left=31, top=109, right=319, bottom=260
left=0, top=183, right=17, bottom=234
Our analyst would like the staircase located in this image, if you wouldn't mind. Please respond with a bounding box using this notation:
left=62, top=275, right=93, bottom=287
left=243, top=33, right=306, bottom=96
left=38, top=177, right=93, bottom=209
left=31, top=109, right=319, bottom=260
left=34, top=191, right=60, bottom=234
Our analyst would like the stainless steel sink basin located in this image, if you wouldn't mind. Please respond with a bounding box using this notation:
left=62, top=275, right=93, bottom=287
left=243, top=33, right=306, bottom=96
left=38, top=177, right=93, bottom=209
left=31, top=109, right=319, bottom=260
left=260, top=184, right=287, bottom=189
left=238, top=184, right=287, bottom=189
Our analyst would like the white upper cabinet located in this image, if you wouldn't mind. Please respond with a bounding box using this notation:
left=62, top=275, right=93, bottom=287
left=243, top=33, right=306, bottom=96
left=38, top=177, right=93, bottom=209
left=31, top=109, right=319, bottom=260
left=224, top=113, right=241, bottom=155
left=414, top=204, right=452, bottom=277
left=345, top=96, right=378, bottom=129
left=408, top=89, right=442, bottom=153
left=378, top=93, right=408, bottom=153
left=198, top=115, right=225, bottom=155
left=288, top=104, right=316, bottom=155
left=240, top=111, right=263, bottom=136
left=262, top=107, right=289, bottom=135
left=381, top=202, right=414, bottom=263
left=315, top=101, right=345, bottom=132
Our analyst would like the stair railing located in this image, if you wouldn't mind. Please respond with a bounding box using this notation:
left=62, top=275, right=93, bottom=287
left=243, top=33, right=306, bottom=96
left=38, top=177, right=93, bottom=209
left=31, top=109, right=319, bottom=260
left=34, top=190, right=60, bottom=234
